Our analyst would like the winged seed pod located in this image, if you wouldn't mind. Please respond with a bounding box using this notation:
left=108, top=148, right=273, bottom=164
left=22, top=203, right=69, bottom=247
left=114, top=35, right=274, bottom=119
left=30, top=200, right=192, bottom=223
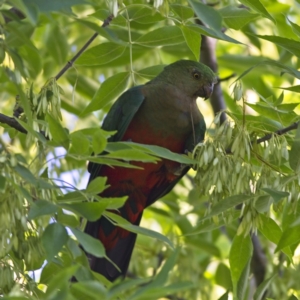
left=233, top=80, right=243, bottom=101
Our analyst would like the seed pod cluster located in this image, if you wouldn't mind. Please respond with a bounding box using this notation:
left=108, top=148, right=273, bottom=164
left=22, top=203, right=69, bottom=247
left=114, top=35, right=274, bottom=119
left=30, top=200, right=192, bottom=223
left=193, top=113, right=299, bottom=233
left=31, top=78, right=62, bottom=120
left=26, top=78, right=63, bottom=144
left=237, top=204, right=263, bottom=236
left=0, top=263, right=14, bottom=293
left=193, top=118, right=254, bottom=199
left=0, top=150, right=57, bottom=292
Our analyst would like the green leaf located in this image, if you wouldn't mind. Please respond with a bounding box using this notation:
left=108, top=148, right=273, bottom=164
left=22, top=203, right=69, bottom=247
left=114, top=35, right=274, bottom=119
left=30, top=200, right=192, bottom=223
left=46, top=113, right=70, bottom=150
left=86, top=156, right=141, bottom=169
left=170, top=4, right=194, bottom=20
left=13, top=163, right=37, bottom=185
left=239, top=0, right=275, bottom=22
left=215, top=263, right=233, bottom=290
left=136, top=65, right=165, bottom=80
left=92, top=129, right=107, bottom=155
left=42, top=223, right=69, bottom=261
left=127, top=4, right=165, bottom=24
left=20, top=44, right=42, bottom=78
left=186, top=24, right=241, bottom=44
left=86, top=176, right=108, bottom=195
left=130, top=282, right=194, bottom=300
left=21, top=0, right=86, bottom=13
left=46, top=265, right=79, bottom=298
left=0, top=46, right=5, bottom=65
left=253, top=275, right=276, bottom=300
left=261, top=188, right=289, bottom=203
left=70, top=228, right=106, bottom=258
left=188, top=211, right=240, bottom=236
left=289, top=123, right=300, bottom=172
left=83, top=72, right=130, bottom=114
left=5, top=22, right=37, bottom=51
left=77, top=20, right=124, bottom=44
left=181, top=25, right=201, bottom=61
left=237, top=259, right=251, bottom=300
left=229, top=234, right=253, bottom=288
left=100, top=196, right=128, bottom=210
left=219, top=5, right=259, bottom=30
left=288, top=18, right=300, bottom=37
left=254, top=195, right=272, bottom=213
left=276, top=224, right=300, bottom=252
left=135, top=26, right=184, bottom=47
left=15, top=119, right=47, bottom=143
left=76, top=43, right=126, bottom=66
left=57, top=209, right=79, bottom=227
left=104, top=211, right=173, bottom=249
left=150, top=248, right=179, bottom=287
left=57, top=190, right=86, bottom=203
left=0, top=175, right=6, bottom=192
left=188, top=0, right=222, bottom=31
left=71, top=281, right=108, bottom=299
left=258, top=215, right=293, bottom=260
left=69, top=130, right=90, bottom=155
left=217, top=292, right=229, bottom=300
left=107, top=142, right=196, bottom=165
left=104, top=149, right=159, bottom=162
left=245, top=102, right=297, bottom=124
left=254, top=35, right=300, bottom=58
left=279, top=85, right=300, bottom=93
left=28, top=199, right=58, bottom=219
left=233, top=59, right=300, bottom=81
left=205, top=195, right=254, bottom=221
left=44, top=23, right=68, bottom=65
left=61, top=202, right=107, bottom=221
left=130, top=248, right=180, bottom=300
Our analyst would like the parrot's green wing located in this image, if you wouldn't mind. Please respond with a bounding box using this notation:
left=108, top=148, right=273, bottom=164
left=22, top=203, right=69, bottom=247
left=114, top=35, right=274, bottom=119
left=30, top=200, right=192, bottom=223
left=88, top=85, right=145, bottom=181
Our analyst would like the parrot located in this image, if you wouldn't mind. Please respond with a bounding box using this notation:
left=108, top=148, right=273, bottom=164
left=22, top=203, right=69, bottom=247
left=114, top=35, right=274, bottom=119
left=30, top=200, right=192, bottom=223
left=84, top=60, right=216, bottom=282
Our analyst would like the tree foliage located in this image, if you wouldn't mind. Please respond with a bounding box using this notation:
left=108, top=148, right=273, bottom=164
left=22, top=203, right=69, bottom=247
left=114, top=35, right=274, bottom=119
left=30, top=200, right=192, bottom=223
left=0, top=0, right=300, bottom=299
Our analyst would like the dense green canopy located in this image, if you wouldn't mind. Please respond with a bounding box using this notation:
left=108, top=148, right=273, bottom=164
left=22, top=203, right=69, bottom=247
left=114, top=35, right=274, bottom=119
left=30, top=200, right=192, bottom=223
left=0, top=0, right=300, bottom=299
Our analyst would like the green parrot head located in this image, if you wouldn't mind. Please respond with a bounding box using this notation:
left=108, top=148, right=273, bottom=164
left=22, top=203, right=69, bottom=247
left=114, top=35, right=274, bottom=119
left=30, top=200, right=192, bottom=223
left=152, top=60, right=217, bottom=99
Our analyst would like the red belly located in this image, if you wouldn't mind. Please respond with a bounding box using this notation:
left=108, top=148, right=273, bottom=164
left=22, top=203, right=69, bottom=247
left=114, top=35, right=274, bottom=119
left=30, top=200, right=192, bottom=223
left=100, top=117, right=185, bottom=198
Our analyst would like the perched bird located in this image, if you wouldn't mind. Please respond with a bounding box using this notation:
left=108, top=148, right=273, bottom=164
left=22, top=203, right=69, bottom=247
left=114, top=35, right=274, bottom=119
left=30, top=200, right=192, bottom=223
left=84, top=60, right=216, bottom=281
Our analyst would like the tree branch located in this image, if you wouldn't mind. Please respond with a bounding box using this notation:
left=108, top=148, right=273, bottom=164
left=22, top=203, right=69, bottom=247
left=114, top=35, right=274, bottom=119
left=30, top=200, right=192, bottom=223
left=256, top=121, right=299, bottom=144
left=200, top=31, right=227, bottom=124
left=0, top=113, right=27, bottom=133
left=251, top=235, right=267, bottom=287
left=55, top=14, right=114, bottom=80
left=3, top=7, right=25, bottom=23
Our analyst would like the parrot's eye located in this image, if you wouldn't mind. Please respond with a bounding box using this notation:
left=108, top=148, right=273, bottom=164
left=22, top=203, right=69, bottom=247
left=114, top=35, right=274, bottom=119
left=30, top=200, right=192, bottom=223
left=193, top=72, right=201, bottom=79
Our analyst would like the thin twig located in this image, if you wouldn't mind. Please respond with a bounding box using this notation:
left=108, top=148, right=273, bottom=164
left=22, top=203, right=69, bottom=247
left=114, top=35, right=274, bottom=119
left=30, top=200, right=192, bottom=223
left=218, top=73, right=236, bottom=82
left=55, top=14, right=114, bottom=80
left=256, top=121, right=299, bottom=144
left=224, top=121, right=299, bottom=154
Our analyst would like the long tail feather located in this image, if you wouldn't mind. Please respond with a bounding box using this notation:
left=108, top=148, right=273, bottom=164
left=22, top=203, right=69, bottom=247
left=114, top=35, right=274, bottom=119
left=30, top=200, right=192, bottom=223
left=84, top=213, right=143, bottom=281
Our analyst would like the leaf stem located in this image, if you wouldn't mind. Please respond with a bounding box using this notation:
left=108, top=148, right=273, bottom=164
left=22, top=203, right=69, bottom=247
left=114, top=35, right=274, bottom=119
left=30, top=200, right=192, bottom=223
left=123, top=4, right=135, bottom=85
